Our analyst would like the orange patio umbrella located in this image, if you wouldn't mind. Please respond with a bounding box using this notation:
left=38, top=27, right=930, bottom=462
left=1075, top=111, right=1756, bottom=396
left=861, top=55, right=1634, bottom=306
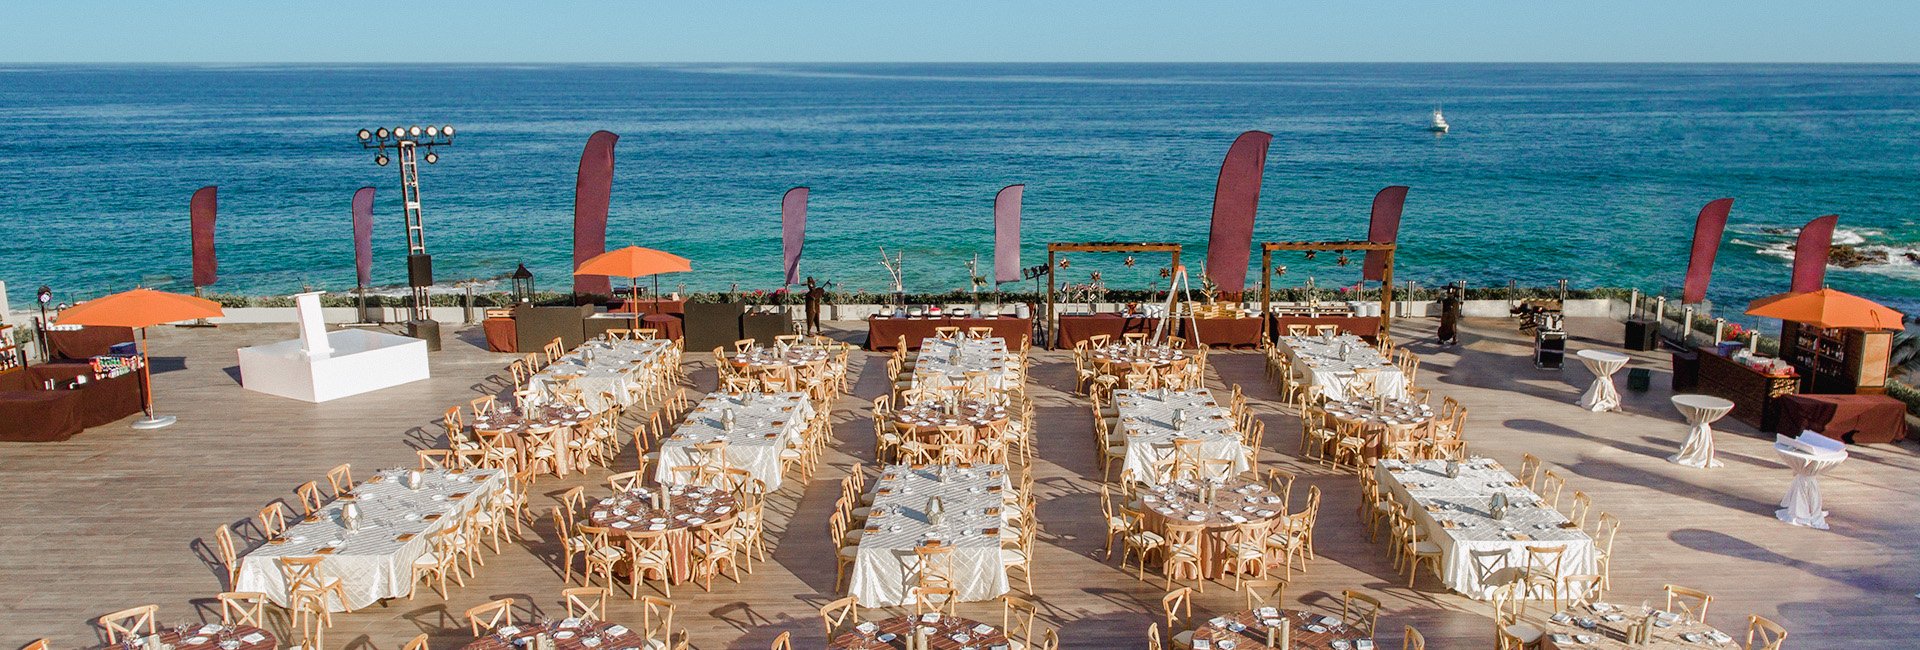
left=1745, top=288, right=1906, bottom=330
left=572, top=245, right=692, bottom=326
left=57, top=288, right=224, bottom=429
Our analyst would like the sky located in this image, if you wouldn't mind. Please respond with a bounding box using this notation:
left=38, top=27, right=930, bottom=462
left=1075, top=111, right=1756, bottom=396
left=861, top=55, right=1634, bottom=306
left=3, top=1, right=1916, bottom=63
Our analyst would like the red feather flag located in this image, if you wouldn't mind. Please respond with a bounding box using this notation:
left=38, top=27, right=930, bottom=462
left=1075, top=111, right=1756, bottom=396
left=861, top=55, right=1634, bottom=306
left=1204, top=131, right=1272, bottom=293
left=1680, top=198, right=1733, bottom=304
left=573, top=131, right=618, bottom=295
left=782, top=187, right=809, bottom=286
left=190, top=186, right=217, bottom=287
left=1790, top=215, right=1838, bottom=293
left=351, top=186, right=376, bottom=288
left=1362, top=186, right=1408, bottom=282
left=994, top=184, right=1024, bottom=284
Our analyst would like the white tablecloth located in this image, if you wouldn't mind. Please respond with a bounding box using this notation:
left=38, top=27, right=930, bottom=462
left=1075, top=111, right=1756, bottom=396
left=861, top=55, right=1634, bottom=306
left=912, top=337, right=1018, bottom=391
left=1669, top=394, right=1734, bottom=469
left=529, top=338, right=673, bottom=412
left=656, top=391, right=814, bottom=491
left=1277, top=335, right=1408, bottom=402
left=848, top=464, right=1011, bottom=608
left=1114, top=389, right=1248, bottom=486
left=237, top=468, right=505, bottom=611
left=1575, top=350, right=1631, bottom=412
left=1376, top=458, right=1595, bottom=600
left=1774, top=434, right=1848, bottom=529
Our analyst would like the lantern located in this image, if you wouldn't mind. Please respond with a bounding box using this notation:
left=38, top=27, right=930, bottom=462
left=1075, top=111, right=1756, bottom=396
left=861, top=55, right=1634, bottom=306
left=510, top=263, right=535, bottom=303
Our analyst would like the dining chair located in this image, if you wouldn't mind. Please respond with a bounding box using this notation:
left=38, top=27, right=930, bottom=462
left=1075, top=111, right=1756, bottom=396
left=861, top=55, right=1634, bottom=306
left=640, top=595, right=675, bottom=647
left=96, top=604, right=159, bottom=643
left=821, top=595, right=861, bottom=639
left=257, top=502, right=291, bottom=539
left=1341, top=589, right=1382, bottom=637
left=217, top=592, right=268, bottom=627
left=464, top=598, right=516, bottom=635
left=1745, top=614, right=1788, bottom=650
left=213, top=524, right=241, bottom=588
left=294, top=481, right=325, bottom=516
left=911, top=586, right=958, bottom=616
left=324, top=464, right=354, bottom=497
left=1492, top=582, right=1543, bottom=650
left=1402, top=625, right=1426, bottom=650
left=1001, top=595, right=1039, bottom=647
left=1664, top=584, right=1713, bottom=623
left=768, top=632, right=793, bottom=650
left=1160, top=523, right=1207, bottom=592
left=562, top=586, right=608, bottom=620
left=625, top=529, right=675, bottom=599
left=914, top=544, right=956, bottom=590
left=1161, top=587, right=1195, bottom=649
left=401, top=634, right=429, bottom=650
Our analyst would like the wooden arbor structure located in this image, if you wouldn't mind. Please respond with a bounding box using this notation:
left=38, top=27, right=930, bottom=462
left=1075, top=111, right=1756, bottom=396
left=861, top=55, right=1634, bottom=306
left=1259, top=239, right=1397, bottom=336
left=1044, top=242, right=1182, bottom=345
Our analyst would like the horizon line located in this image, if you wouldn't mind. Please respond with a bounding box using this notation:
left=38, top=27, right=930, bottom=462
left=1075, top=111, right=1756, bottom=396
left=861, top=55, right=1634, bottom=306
left=2, top=60, right=1917, bottom=66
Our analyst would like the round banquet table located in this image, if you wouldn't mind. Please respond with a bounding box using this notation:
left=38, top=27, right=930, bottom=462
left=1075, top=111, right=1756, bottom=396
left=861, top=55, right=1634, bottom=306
left=1139, top=476, right=1288, bottom=578
left=892, top=399, right=1010, bottom=438
left=828, top=614, right=1009, bottom=650
left=135, top=624, right=277, bottom=650
left=1773, top=440, right=1847, bottom=530
left=587, top=484, right=738, bottom=583
left=1090, top=343, right=1189, bottom=372
left=473, top=404, right=596, bottom=475
left=1575, top=349, right=1631, bottom=412
left=729, top=345, right=832, bottom=374
left=1668, top=394, right=1734, bottom=469
left=458, top=619, right=646, bottom=650
left=1189, top=608, right=1367, bottom=649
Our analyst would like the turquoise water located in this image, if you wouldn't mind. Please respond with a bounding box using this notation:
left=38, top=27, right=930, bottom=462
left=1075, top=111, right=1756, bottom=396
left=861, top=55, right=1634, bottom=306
left=0, top=64, right=1916, bottom=323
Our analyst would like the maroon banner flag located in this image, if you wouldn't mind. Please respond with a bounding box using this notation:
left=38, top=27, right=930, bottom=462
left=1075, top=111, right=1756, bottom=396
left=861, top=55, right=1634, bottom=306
left=351, top=186, right=376, bottom=288
left=190, top=186, right=217, bottom=287
left=1681, top=198, right=1734, bottom=304
left=1362, top=186, right=1409, bottom=282
left=994, top=184, right=1024, bottom=284
left=1204, top=131, right=1273, bottom=293
left=1790, top=214, right=1838, bottom=293
left=782, top=187, right=809, bottom=285
left=573, top=130, right=618, bottom=295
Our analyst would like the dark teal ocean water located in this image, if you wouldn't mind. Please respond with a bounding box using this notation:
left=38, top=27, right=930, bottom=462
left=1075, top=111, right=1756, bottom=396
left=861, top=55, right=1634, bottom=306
left=0, top=64, right=1916, bottom=323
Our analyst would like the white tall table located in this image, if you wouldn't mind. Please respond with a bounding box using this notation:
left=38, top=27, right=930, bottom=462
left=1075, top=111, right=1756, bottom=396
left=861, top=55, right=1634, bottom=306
left=1773, top=433, right=1848, bottom=529
left=1669, top=394, right=1735, bottom=468
left=1575, top=349, right=1631, bottom=412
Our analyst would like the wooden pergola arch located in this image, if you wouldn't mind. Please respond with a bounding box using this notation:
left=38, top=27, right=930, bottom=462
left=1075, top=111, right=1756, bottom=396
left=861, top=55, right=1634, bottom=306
left=1044, top=242, right=1182, bottom=343
left=1259, top=239, right=1397, bottom=336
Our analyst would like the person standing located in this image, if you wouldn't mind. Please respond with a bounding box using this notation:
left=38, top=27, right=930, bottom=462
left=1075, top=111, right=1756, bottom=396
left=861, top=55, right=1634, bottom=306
left=803, top=277, right=827, bottom=335
left=1438, top=283, right=1463, bottom=346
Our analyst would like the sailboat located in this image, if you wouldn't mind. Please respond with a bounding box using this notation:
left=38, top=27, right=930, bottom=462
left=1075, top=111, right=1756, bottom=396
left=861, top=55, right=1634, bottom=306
left=1428, top=107, right=1450, bottom=134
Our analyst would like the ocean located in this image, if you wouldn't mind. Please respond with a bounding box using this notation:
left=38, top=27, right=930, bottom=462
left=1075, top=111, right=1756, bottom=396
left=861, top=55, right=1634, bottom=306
left=0, top=63, right=1916, bottom=324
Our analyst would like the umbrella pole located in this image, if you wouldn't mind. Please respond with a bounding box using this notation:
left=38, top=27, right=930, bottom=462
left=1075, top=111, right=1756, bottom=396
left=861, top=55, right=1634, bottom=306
left=631, top=278, right=642, bottom=329
left=131, top=327, right=176, bottom=430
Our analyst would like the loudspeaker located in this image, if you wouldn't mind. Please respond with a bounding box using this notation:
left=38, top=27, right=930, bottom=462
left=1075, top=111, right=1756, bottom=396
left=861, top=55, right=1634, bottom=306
left=407, top=254, right=434, bottom=287
left=1624, top=319, right=1658, bottom=351
left=1533, top=330, right=1566, bottom=369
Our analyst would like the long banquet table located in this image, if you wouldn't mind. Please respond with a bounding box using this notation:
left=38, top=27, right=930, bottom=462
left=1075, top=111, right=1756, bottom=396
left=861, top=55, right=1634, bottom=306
left=1113, top=388, right=1248, bottom=486
left=868, top=316, right=1030, bottom=351
left=1375, top=458, right=1594, bottom=600
left=238, top=467, right=505, bottom=611
left=1277, top=334, right=1408, bottom=402
left=528, top=337, right=674, bottom=412
left=848, top=464, right=1011, bottom=608
left=911, top=336, right=1018, bottom=391
left=656, top=391, right=813, bottom=491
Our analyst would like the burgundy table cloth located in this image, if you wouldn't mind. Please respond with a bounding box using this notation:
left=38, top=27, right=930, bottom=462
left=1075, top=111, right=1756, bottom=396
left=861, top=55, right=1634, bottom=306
left=45, top=326, right=135, bottom=360
left=1054, top=314, right=1160, bottom=349
left=867, top=316, right=1031, bottom=351
left=1775, top=393, right=1908, bottom=444
left=1183, top=316, right=1265, bottom=348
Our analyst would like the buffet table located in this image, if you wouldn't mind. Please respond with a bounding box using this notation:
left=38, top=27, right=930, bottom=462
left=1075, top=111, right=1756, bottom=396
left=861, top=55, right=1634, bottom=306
left=45, top=326, right=135, bottom=360
left=1054, top=313, right=1159, bottom=349
left=868, top=316, right=1031, bottom=351
left=1774, top=393, right=1908, bottom=443
left=0, top=362, right=143, bottom=441
left=1184, top=316, right=1265, bottom=349
left=1267, top=314, right=1381, bottom=341
left=1691, top=347, right=1799, bottom=431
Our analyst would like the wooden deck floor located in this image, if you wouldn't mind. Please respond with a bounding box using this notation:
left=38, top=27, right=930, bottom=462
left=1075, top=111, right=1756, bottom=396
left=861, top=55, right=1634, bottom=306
left=3, top=316, right=1917, bottom=649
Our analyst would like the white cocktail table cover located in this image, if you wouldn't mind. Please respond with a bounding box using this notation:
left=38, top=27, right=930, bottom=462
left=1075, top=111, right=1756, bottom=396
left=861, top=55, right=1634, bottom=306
left=1575, top=350, right=1631, bottom=412
left=1774, top=433, right=1848, bottom=529
left=237, top=468, right=505, bottom=611
left=849, top=464, right=1011, bottom=608
left=1114, top=388, right=1248, bottom=486
left=1669, top=394, right=1735, bottom=468
left=657, top=391, right=813, bottom=491
left=1277, top=335, right=1408, bottom=402
left=1376, top=458, right=1595, bottom=600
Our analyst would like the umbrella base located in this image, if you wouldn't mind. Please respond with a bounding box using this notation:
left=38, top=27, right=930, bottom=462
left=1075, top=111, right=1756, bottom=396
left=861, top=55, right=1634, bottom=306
left=131, top=415, right=177, bottom=430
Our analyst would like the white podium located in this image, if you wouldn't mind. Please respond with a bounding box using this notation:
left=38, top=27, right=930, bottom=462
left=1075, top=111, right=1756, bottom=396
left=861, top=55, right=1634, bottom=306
left=238, top=292, right=430, bottom=402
